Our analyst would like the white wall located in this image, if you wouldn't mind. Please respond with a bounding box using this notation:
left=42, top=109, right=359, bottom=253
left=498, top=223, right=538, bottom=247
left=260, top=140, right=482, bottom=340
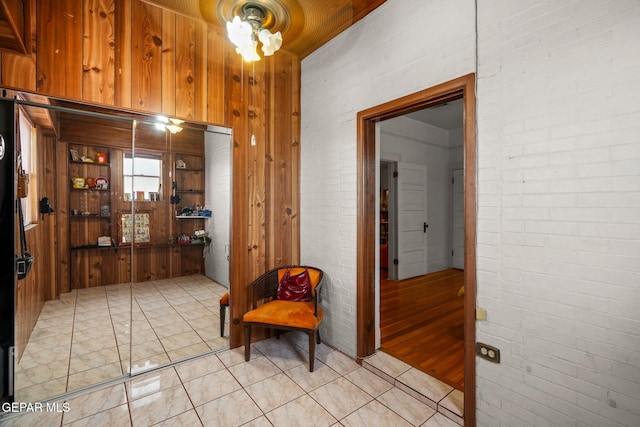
left=380, top=116, right=453, bottom=272
left=301, top=0, right=640, bottom=426
left=475, top=1, right=640, bottom=426
left=449, top=127, right=464, bottom=170
left=301, top=0, right=476, bottom=358
left=204, top=129, right=231, bottom=288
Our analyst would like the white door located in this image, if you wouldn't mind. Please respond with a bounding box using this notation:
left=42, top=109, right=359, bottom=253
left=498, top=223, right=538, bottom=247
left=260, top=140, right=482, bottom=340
left=452, top=169, right=464, bottom=269
left=396, top=162, right=428, bottom=280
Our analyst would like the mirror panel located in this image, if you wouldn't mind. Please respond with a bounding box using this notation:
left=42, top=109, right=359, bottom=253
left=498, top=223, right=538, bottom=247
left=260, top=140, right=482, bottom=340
left=8, top=91, right=231, bottom=403
left=129, top=118, right=232, bottom=374
left=13, top=101, right=134, bottom=402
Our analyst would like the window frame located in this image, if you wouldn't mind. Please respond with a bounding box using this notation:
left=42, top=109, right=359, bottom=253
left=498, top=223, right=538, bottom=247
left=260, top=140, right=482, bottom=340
left=17, top=105, right=38, bottom=226
left=122, top=151, right=163, bottom=202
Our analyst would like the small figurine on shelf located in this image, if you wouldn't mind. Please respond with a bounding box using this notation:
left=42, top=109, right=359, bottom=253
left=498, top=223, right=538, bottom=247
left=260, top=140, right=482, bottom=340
left=95, top=176, right=109, bottom=190
left=176, top=159, right=186, bottom=169
left=96, top=152, right=107, bottom=164
left=180, top=206, right=194, bottom=216
left=193, top=229, right=211, bottom=244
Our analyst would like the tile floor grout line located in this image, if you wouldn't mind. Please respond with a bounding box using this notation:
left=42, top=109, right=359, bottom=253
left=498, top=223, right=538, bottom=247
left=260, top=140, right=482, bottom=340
left=171, top=365, right=204, bottom=427
left=163, top=280, right=216, bottom=356
left=143, top=281, right=175, bottom=366
left=63, top=287, right=79, bottom=398
left=105, top=285, right=126, bottom=383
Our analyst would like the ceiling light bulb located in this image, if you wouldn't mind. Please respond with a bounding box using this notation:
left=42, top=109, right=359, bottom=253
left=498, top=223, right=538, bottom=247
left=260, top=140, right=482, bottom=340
left=237, top=39, right=261, bottom=62
left=227, top=16, right=253, bottom=48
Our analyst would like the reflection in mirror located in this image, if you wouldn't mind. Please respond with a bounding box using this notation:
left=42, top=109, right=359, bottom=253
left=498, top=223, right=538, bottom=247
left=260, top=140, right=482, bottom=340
left=7, top=91, right=231, bottom=404
left=129, top=118, right=231, bottom=375
left=11, top=98, right=134, bottom=402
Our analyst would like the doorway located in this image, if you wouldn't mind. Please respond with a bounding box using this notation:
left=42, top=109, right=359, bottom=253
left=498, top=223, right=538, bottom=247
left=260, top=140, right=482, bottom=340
left=356, top=74, right=476, bottom=424
left=378, top=98, right=465, bottom=390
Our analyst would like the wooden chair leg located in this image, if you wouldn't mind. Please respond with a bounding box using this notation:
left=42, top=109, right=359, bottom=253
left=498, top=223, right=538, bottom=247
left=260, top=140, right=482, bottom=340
left=308, top=330, right=316, bottom=372
left=220, top=305, right=226, bottom=337
left=244, top=325, right=252, bottom=362
left=316, top=329, right=321, bottom=344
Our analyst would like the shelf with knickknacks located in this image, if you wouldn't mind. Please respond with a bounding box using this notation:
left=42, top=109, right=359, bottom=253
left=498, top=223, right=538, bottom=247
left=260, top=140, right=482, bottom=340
left=68, top=144, right=113, bottom=250
left=172, top=153, right=206, bottom=243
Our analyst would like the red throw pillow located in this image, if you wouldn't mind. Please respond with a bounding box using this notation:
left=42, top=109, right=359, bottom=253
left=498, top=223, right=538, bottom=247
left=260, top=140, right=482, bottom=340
left=276, top=268, right=311, bottom=302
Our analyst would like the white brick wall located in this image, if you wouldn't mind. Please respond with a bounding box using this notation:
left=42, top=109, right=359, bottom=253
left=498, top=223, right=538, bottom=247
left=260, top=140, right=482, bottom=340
left=301, top=0, right=640, bottom=425
left=476, top=1, right=640, bottom=426
left=301, top=0, right=476, bottom=358
left=204, top=129, right=231, bottom=287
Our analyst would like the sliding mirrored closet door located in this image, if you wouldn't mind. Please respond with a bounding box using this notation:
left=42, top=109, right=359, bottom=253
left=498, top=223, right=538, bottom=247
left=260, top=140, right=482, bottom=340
left=11, top=98, right=134, bottom=402
left=129, top=119, right=232, bottom=375
left=6, top=92, right=232, bottom=405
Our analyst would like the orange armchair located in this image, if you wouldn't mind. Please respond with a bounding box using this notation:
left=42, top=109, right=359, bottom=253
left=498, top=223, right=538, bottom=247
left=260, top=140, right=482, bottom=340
left=243, top=266, right=324, bottom=371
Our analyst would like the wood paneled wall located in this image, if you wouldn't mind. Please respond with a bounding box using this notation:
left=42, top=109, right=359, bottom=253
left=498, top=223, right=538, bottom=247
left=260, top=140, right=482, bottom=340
left=2, top=0, right=301, bottom=349
left=15, top=129, right=57, bottom=360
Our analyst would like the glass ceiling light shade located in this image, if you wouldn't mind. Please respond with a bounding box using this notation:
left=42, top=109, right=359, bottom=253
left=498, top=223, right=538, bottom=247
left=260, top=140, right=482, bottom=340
left=165, top=124, right=183, bottom=134
left=226, top=4, right=282, bottom=62
left=227, top=16, right=253, bottom=49
left=258, top=28, right=282, bottom=56
left=237, top=39, right=261, bottom=62
left=155, top=115, right=183, bottom=134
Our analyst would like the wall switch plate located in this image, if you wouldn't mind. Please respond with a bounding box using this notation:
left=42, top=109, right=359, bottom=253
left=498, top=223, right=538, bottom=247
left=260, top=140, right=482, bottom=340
left=476, top=308, right=486, bottom=320
left=476, top=342, right=500, bottom=363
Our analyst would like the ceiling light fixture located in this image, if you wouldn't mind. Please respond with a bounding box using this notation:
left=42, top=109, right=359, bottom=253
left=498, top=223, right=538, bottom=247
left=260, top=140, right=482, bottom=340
left=155, top=115, right=184, bottom=134
left=227, top=3, right=282, bottom=62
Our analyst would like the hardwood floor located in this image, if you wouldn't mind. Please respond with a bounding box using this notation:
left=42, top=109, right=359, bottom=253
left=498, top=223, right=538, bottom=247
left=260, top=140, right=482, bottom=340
left=380, top=268, right=465, bottom=391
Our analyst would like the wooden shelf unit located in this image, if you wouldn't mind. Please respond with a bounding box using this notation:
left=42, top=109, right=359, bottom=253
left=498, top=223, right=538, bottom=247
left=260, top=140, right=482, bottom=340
left=173, top=153, right=207, bottom=240
left=68, top=145, right=112, bottom=250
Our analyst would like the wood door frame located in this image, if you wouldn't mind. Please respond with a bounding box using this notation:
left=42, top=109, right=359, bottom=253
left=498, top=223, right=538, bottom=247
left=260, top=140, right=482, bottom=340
left=356, top=73, right=477, bottom=425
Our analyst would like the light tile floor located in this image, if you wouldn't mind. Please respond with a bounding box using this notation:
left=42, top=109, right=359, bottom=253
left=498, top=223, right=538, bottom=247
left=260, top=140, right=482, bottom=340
left=2, top=331, right=463, bottom=426
left=13, top=275, right=229, bottom=403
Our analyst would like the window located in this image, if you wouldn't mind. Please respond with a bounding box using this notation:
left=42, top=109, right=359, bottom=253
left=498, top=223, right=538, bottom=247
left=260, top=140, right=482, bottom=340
left=18, top=107, right=37, bottom=225
left=123, top=153, right=162, bottom=201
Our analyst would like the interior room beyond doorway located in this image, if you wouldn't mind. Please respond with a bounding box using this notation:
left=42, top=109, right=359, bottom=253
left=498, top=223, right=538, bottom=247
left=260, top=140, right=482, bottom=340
left=378, top=98, right=465, bottom=390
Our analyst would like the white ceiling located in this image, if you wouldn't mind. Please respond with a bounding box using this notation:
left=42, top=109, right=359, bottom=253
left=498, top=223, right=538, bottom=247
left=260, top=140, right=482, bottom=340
left=404, top=98, right=463, bottom=131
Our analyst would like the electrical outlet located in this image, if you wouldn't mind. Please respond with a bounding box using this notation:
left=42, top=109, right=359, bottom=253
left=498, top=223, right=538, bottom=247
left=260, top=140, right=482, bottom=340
left=476, top=342, right=500, bottom=363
